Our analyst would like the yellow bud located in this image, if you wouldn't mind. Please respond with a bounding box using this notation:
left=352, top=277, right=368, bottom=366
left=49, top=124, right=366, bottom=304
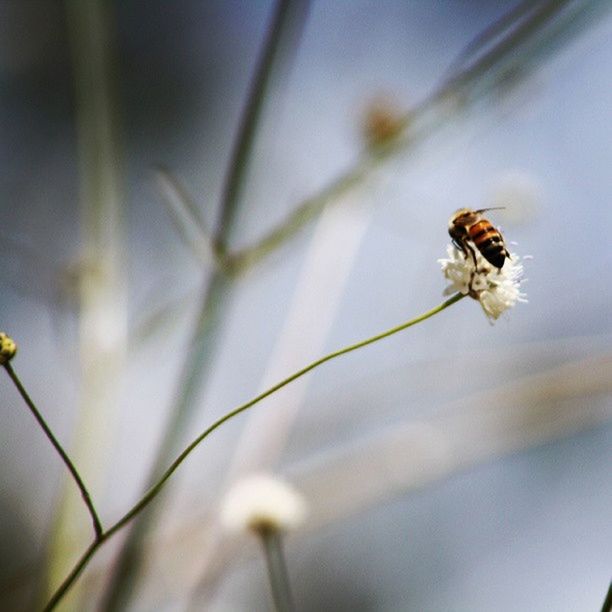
left=0, top=332, right=17, bottom=365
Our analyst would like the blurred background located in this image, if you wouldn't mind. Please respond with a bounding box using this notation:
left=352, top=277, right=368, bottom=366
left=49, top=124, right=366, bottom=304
left=1, top=1, right=611, bottom=610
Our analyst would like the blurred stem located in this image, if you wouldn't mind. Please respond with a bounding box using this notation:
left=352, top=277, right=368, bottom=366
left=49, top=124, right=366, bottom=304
left=45, top=293, right=464, bottom=610
left=442, top=0, right=539, bottom=78
left=3, top=363, right=103, bottom=538
left=44, top=0, right=127, bottom=607
left=258, top=529, right=295, bottom=612
left=154, top=166, right=214, bottom=265
left=213, top=0, right=309, bottom=256
left=100, top=2, right=310, bottom=610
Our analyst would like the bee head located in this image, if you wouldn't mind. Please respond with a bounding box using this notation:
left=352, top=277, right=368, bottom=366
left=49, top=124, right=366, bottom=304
left=449, top=207, right=478, bottom=228
left=449, top=206, right=505, bottom=228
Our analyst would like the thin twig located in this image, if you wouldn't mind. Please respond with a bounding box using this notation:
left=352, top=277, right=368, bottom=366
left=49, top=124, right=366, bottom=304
left=3, top=363, right=103, bottom=539
left=153, top=166, right=215, bottom=266
left=44, top=293, right=464, bottom=610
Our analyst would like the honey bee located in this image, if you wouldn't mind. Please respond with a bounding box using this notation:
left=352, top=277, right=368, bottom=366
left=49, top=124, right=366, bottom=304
left=448, top=207, right=510, bottom=269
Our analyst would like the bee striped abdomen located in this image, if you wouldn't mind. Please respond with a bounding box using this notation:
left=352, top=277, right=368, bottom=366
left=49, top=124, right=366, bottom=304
left=469, top=220, right=506, bottom=268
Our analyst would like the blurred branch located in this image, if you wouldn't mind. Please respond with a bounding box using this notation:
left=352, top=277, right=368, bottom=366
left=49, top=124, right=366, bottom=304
left=44, top=0, right=128, bottom=608
left=153, top=167, right=216, bottom=266
left=100, top=2, right=311, bottom=610
left=441, top=0, right=539, bottom=78
left=259, top=530, right=295, bottom=612
left=132, top=288, right=197, bottom=345
left=213, top=0, right=311, bottom=256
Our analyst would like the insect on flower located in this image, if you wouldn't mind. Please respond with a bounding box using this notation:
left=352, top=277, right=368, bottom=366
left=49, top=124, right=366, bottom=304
left=448, top=207, right=510, bottom=270
left=441, top=207, right=527, bottom=322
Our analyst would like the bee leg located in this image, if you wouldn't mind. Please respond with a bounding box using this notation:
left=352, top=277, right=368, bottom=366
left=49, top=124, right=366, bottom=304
left=454, top=238, right=478, bottom=266
left=452, top=238, right=467, bottom=257
left=464, top=241, right=479, bottom=292
left=465, top=242, right=478, bottom=269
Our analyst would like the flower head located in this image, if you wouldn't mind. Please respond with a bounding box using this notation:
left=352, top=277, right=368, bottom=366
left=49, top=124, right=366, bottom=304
left=439, top=245, right=527, bottom=321
left=0, top=332, right=17, bottom=366
left=220, top=473, right=307, bottom=534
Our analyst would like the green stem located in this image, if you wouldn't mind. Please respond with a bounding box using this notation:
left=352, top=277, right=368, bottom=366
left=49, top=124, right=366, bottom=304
left=3, top=363, right=103, bottom=538
left=43, top=540, right=100, bottom=612
left=259, top=529, right=295, bottom=612
left=44, top=292, right=464, bottom=610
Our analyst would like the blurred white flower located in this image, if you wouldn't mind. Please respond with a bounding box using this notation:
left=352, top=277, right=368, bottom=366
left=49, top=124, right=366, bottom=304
left=220, top=473, right=307, bottom=534
left=439, top=245, right=527, bottom=321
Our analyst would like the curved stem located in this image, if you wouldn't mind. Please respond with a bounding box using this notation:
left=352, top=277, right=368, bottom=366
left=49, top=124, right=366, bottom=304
left=3, top=363, right=103, bottom=539
left=44, top=292, right=464, bottom=609
left=109, top=293, right=465, bottom=535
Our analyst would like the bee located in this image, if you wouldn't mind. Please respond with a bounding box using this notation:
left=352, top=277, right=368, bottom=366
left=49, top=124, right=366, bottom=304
left=448, top=207, right=510, bottom=270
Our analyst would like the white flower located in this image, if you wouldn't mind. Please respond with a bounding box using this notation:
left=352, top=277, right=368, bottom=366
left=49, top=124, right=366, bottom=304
left=220, top=473, right=307, bottom=533
left=439, top=244, right=527, bottom=321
